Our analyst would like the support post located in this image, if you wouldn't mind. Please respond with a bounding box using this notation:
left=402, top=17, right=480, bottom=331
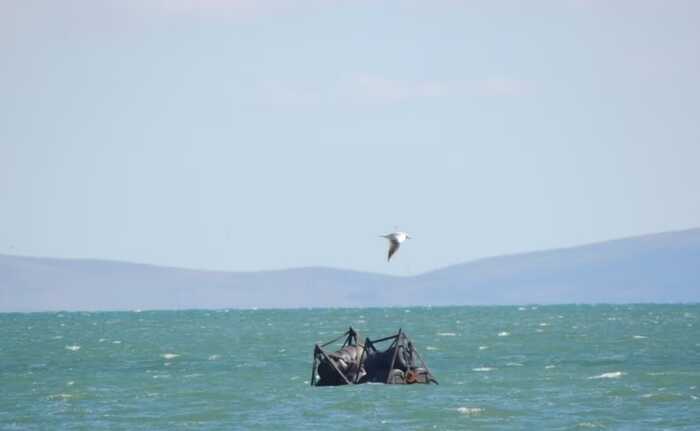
left=386, top=329, right=403, bottom=384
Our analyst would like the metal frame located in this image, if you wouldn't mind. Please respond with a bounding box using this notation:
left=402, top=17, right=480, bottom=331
left=311, top=327, right=438, bottom=386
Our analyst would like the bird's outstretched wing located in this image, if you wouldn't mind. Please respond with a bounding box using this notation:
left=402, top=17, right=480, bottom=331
left=387, top=239, right=400, bottom=261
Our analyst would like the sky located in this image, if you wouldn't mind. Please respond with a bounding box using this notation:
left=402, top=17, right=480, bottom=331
left=1, top=0, right=699, bottom=276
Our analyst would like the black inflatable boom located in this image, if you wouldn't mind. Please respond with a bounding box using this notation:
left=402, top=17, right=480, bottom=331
left=311, top=327, right=438, bottom=386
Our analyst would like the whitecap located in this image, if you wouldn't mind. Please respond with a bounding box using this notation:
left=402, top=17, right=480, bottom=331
left=473, top=367, right=494, bottom=372
left=112, top=340, right=122, bottom=344
left=66, top=381, right=75, bottom=386
left=478, top=346, right=488, bottom=350
left=588, top=371, right=624, bottom=380
left=208, top=354, right=221, bottom=361
left=65, top=345, right=80, bottom=351
left=52, top=335, right=63, bottom=340
left=426, top=346, right=438, bottom=351
left=437, top=332, right=457, bottom=337
left=497, top=331, right=510, bottom=337
left=633, top=335, right=648, bottom=339
left=161, top=353, right=179, bottom=360
left=457, top=407, right=484, bottom=415
left=545, top=365, right=556, bottom=369
left=539, top=322, right=550, bottom=327
left=506, top=362, right=523, bottom=367
left=577, top=422, right=603, bottom=428
left=518, top=307, right=527, bottom=311
left=98, top=338, right=107, bottom=343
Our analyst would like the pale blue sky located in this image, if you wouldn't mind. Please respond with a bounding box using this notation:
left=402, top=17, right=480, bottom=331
left=2, top=0, right=699, bottom=275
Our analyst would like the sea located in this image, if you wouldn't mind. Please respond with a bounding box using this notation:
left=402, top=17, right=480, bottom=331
left=1, top=304, right=699, bottom=430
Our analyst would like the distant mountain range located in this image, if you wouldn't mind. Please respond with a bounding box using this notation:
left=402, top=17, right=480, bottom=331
left=1, top=228, right=699, bottom=311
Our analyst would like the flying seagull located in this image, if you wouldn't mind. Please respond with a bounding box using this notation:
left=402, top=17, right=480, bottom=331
left=381, top=231, right=411, bottom=262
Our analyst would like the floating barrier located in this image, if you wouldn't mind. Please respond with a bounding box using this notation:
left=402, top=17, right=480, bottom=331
left=311, top=327, right=438, bottom=386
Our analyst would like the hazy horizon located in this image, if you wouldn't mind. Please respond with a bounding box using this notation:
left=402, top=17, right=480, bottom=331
left=1, top=225, right=696, bottom=275
left=3, top=227, right=699, bottom=312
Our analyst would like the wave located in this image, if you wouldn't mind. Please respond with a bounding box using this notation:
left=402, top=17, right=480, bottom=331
left=457, top=407, right=484, bottom=416
left=588, top=371, right=624, bottom=379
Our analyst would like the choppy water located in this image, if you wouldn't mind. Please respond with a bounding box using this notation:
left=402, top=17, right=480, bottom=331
left=2, top=305, right=699, bottom=430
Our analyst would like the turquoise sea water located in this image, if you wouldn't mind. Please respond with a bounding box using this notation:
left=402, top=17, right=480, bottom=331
left=2, top=305, right=699, bottom=430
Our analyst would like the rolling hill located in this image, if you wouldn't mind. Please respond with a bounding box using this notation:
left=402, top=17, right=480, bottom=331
left=1, top=228, right=698, bottom=311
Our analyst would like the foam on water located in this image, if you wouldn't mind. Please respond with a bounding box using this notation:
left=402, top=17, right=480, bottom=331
left=576, top=422, right=604, bottom=428
left=456, top=407, right=484, bottom=416
left=588, top=371, right=625, bottom=379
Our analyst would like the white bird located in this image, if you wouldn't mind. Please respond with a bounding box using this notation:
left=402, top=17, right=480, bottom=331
left=381, top=231, right=411, bottom=262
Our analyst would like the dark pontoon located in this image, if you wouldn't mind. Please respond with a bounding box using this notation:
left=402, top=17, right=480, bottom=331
left=311, top=327, right=438, bottom=386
